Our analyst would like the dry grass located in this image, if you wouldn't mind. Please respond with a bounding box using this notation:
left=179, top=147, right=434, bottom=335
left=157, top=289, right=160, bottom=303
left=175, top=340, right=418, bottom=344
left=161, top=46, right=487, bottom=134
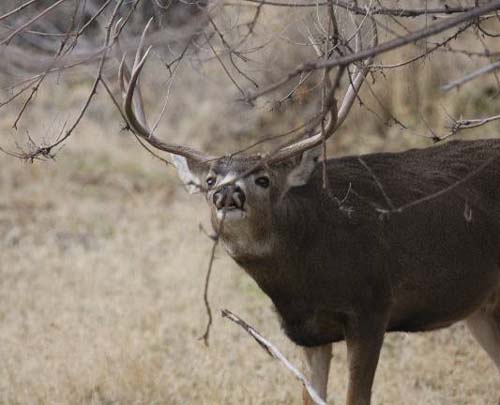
left=2, top=13, right=500, bottom=403
left=2, top=107, right=500, bottom=405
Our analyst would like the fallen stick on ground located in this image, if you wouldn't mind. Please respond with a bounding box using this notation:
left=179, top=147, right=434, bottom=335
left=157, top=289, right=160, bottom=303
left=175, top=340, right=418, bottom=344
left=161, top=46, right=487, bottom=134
left=221, top=308, right=328, bottom=405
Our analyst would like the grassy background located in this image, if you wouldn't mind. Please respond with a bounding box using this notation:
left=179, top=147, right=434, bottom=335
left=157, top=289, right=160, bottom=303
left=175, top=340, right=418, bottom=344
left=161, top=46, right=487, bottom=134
left=1, top=9, right=500, bottom=404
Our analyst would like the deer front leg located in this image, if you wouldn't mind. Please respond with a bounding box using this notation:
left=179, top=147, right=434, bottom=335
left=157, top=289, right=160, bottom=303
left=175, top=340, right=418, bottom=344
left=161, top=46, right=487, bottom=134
left=344, top=316, right=386, bottom=405
left=302, top=343, right=332, bottom=405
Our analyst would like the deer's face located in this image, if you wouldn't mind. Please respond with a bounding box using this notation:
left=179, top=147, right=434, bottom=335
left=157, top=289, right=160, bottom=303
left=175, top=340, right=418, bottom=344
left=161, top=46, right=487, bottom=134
left=171, top=151, right=318, bottom=257
left=171, top=151, right=318, bottom=256
left=204, top=159, right=276, bottom=226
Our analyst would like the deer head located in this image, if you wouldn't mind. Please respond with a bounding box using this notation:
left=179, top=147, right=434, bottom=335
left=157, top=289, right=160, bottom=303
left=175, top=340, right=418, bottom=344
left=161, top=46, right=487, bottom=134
left=114, top=20, right=373, bottom=261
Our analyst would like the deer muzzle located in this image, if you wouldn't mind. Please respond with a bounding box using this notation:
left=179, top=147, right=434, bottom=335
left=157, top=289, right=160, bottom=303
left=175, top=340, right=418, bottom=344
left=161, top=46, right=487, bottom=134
left=213, top=185, right=246, bottom=211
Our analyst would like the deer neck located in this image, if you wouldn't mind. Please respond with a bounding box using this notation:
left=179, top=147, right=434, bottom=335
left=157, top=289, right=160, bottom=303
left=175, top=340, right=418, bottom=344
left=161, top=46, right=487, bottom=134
left=218, top=221, right=278, bottom=261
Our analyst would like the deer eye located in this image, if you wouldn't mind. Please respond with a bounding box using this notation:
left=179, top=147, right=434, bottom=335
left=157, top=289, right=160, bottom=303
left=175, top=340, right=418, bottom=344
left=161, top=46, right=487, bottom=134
left=206, top=176, right=216, bottom=187
left=255, top=176, right=270, bottom=188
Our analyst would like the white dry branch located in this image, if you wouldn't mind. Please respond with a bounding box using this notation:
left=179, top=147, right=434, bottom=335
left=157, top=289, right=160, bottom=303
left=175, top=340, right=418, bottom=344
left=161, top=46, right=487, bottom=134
left=221, top=309, right=328, bottom=405
left=441, top=60, right=500, bottom=92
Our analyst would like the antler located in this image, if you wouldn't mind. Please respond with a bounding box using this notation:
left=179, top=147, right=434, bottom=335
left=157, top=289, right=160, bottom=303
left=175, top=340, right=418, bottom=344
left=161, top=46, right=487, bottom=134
left=116, top=17, right=375, bottom=165
left=268, top=18, right=377, bottom=164
left=116, top=20, right=212, bottom=163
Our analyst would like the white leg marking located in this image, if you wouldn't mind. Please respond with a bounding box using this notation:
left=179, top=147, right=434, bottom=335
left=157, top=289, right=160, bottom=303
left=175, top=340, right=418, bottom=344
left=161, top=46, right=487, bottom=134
left=466, top=310, right=500, bottom=371
left=303, top=343, right=332, bottom=404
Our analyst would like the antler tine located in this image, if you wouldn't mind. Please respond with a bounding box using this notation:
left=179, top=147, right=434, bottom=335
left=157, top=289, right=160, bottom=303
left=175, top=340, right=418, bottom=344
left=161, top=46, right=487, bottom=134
left=134, top=18, right=151, bottom=73
left=118, top=54, right=129, bottom=101
left=116, top=20, right=212, bottom=162
left=268, top=18, right=377, bottom=164
left=336, top=15, right=377, bottom=128
left=124, top=18, right=151, bottom=128
left=123, top=44, right=154, bottom=136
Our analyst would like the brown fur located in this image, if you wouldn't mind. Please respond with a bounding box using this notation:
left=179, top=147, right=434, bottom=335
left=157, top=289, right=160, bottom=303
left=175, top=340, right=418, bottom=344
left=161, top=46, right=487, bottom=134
left=184, top=139, right=500, bottom=404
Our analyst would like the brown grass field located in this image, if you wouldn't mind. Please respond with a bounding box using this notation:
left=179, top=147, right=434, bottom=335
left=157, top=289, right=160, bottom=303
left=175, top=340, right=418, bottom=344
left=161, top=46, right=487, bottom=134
left=2, top=17, right=500, bottom=403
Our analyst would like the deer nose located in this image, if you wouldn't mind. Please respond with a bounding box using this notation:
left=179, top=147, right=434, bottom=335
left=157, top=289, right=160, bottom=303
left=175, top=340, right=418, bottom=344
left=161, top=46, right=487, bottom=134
left=213, top=185, right=246, bottom=210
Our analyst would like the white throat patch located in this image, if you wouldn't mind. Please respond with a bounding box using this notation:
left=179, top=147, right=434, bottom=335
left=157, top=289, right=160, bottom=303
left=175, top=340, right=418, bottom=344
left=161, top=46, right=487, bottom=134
left=221, top=235, right=275, bottom=259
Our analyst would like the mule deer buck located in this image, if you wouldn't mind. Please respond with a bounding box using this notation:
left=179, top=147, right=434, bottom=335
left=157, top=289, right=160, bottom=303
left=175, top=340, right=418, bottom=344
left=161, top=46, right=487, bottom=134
left=114, top=28, right=500, bottom=405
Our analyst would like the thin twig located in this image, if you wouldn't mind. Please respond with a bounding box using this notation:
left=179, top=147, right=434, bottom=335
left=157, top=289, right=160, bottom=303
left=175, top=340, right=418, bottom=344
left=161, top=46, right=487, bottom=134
left=199, top=233, right=220, bottom=346
left=441, top=60, right=500, bottom=91
left=0, top=0, right=70, bottom=46
left=358, top=156, right=395, bottom=211
left=199, top=211, right=226, bottom=346
left=237, top=0, right=476, bottom=17
left=448, top=113, right=500, bottom=134
left=203, top=32, right=247, bottom=99
left=100, top=78, right=172, bottom=165
left=377, top=156, right=499, bottom=216
left=19, top=0, right=126, bottom=161
left=0, top=0, right=39, bottom=23
left=11, top=0, right=82, bottom=129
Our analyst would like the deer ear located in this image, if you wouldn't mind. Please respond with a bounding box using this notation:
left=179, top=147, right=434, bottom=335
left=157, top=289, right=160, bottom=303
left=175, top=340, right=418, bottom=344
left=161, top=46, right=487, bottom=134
left=286, top=146, right=321, bottom=188
left=171, top=155, right=207, bottom=194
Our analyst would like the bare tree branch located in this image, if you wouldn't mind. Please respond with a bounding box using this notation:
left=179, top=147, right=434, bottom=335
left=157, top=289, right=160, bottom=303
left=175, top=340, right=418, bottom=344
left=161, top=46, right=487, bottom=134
left=0, top=0, right=40, bottom=23
left=0, top=0, right=70, bottom=46
left=246, top=1, right=500, bottom=102
left=7, top=0, right=128, bottom=161
left=448, top=113, right=500, bottom=134
left=238, top=0, right=477, bottom=17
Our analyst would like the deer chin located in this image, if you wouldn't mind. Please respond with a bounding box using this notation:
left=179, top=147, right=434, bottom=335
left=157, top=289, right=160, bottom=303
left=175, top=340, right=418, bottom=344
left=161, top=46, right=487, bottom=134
left=216, top=207, right=247, bottom=221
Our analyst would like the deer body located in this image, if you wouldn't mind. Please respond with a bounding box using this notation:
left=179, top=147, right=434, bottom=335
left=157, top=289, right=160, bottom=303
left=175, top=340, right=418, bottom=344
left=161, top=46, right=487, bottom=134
left=218, top=140, right=500, bottom=343
left=116, top=36, right=500, bottom=404
left=198, top=139, right=500, bottom=404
